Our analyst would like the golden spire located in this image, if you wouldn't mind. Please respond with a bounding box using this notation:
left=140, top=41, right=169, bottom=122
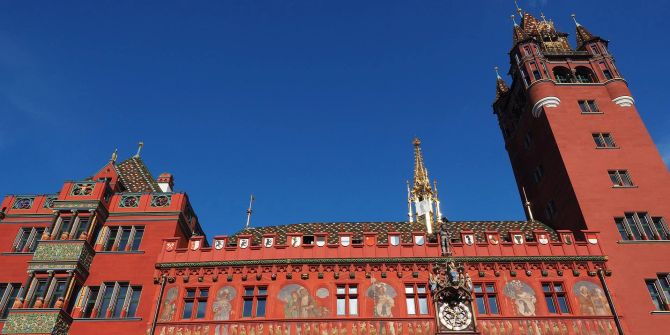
left=412, top=137, right=433, bottom=199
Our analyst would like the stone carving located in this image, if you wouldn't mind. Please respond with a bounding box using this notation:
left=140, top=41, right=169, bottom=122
left=429, top=261, right=475, bottom=332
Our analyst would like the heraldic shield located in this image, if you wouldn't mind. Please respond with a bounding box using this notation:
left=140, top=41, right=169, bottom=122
left=429, top=261, right=479, bottom=334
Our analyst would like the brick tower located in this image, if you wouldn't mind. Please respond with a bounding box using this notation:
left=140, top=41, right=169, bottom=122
left=493, top=9, right=670, bottom=333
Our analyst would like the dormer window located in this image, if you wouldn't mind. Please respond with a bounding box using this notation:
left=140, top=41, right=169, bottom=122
left=302, top=235, right=314, bottom=245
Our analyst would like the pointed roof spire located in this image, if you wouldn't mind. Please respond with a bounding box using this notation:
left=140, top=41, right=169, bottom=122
left=514, top=0, right=523, bottom=18
left=572, top=14, right=597, bottom=48
left=412, top=138, right=433, bottom=199
left=512, top=15, right=530, bottom=43
left=134, top=141, right=144, bottom=158
left=495, top=66, right=510, bottom=100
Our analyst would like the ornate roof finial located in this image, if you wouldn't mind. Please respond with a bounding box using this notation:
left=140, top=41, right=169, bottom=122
left=571, top=13, right=581, bottom=27
left=540, top=12, right=547, bottom=23
left=495, top=66, right=502, bottom=79
left=511, top=14, right=518, bottom=27
left=406, top=180, right=413, bottom=223
left=522, top=187, right=535, bottom=222
left=245, top=194, right=255, bottom=229
left=134, top=141, right=144, bottom=158
left=514, top=0, right=523, bottom=18
left=495, top=66, right=510, bottom=100
left=110, top=149, right=118, bottom=163
left=412, top=137, right=432, bottom=199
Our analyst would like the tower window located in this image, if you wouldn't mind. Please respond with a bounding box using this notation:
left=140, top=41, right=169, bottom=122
left=591, top=45, right=601, bottom=55
left=530, top=62, right=542, bottom=81
left=575, top=66, right=596, bottom=83
left=532, top=165, right=544, bottom=184
left=592, top=133, right=616, bottom=148
left=615, top=213, right=669, bottom=241
left=599, top=62, right=613, bottom=80
left=337, top=284, right=359, bottom=316
left=608, top=170, right=634, bottom=187
left=545, top=200, right=557, bottom=219
left=542, top=282, right=570, bottom=314
left=553, top=66, right=573, bottom=83
left=646, top=274, right=670, bottom=311
left=578, top=100, right=600, bottom=114
left=473, top=283, right=499, bottom=315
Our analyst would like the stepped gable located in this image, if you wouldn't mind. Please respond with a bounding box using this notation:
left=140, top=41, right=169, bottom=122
left=229, top=220, right=557, bottom=245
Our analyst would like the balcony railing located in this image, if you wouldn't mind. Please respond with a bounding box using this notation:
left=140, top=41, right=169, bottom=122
left=28, top=240, right=94, bottom=274
left=1, top=308, right=72, bottom=335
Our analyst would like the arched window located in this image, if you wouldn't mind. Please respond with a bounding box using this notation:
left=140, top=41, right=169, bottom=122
left=575, top=66, right=596, bottom=83
left=553, top=67, right=573, bottom=83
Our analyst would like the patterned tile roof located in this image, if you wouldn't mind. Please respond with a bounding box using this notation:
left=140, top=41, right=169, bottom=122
left=116, top=157, right=160, bottom=193
left=229, top=220, right=558, bottom=245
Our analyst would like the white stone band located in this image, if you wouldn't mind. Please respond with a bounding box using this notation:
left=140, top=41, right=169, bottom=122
left=532, top=96, right=561, bottom=118
left=612, top=96, right=635, bottom=107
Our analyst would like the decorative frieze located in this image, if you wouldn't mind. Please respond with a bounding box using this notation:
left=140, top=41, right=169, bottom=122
left=1, top=308, right=72, bottom=335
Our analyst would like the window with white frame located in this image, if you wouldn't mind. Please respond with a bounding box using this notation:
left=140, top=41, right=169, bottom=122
left=405, top=283, right=429, bottom=315
left=0, top=283, right=21, bottom=319
left=78, top=282, right=142, bottom=318
left=336, top=284, right=358, bottom=316
left=12, top=227, right=45, bottom=252
left=608, top=170, right=634, bottom=187
left=646, top=274, right=670, bottom=311
left=615, top=213, right=670, bottom=241
left=98, top=226, right=145, bottom=251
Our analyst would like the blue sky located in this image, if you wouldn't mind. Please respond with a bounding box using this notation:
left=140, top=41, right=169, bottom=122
left=0, top=1, right=668, bottom=237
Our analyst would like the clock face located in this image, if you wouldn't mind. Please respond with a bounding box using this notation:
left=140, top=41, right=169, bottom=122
left=438, top=302, right=472, bottom=331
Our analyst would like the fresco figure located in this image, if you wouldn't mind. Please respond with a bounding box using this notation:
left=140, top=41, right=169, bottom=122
left=159, top=287, right=178, bottom=321
left=213, top=286, right=236, bottom=335
left=573, top=281, right=612, bottom=316
left=503, top=280, right=537, bottom=316
left=279, top=284, right=329, bottom=318
left=367, top=278, right=397, bottom=317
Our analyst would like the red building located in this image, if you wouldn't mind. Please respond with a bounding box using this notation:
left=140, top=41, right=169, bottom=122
left=0, top=7, right=666, bottom=335
left=493, top=9, right=670, bottom=335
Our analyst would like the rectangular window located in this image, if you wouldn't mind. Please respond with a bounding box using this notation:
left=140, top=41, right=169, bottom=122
left=578, top=100, right=600, bottom=114
left=80, top=282, right=142, bottom=318
left=182, top=288, right=208, bottom=319
left=532, top=165, right=544, bottom=183
left=592, top=133, right=616, bottom=148
left=616, top=213, right=669, bottom=241
left=545, top=200, right=557, bottom=219
left=0, top=283, right=21, bottom=319
left=101, top=226, right=144, bottom=251
left=542, top=282, right=570, bottom=314
left=242, top=286, right=267, bottom=318
left=530, top=62, right=541, bottom=81
left=12, top=227, right=45, bottom=252
left=405, top=283, right=429, bottom=315
left=336, top=284, right=358, bottom=316
left=473, top=283, right=499, bottom=315
left=608, top=170, right=634, bottom=187
left=47, top=279, right=68, bottom=308
left=646, top=274, right=670, bottom=311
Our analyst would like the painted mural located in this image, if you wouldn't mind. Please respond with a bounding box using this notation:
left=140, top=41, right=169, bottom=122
left=159, top=287, right=179, bottom=322
left=278, top=284, right=330, bottom=318
left=366, top=278, right=397, bottom=317
left=503, top=280, right=537, bottom=316
left=155, top=321, right=434, bottom=335
left=212, top=286, right=236, bottom=335
left=573, top=281, right=611, bottom=316
left=479, top=319, right=617, bottom=335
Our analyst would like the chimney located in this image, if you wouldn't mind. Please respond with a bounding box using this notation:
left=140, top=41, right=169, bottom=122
left=157, top=173, right=174, bottom=193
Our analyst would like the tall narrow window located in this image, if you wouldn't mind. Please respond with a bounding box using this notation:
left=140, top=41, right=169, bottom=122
left=101, top=226, right=144, bottom=251
left=47, top=279, right=68, bottom=308
left=182, top=288, right=208, bottom=319
left=578, top=100, right=600, bottom=113
left=545, top=200, right=557, bottom=219
left=600, top=62, right=613, bottom=80
left=0, top=283, right=21, bottom=319
left=542, top=282, right=570, bottom=314
left=473, top=283, right=499, bottom=315
left=592, top=133, right=616, bottom=148
left=79, top=282, right=142, bottom=318
left=242, top=286, right=267, bottom=318
left=646, top=274, right=670, bottom=311
left=530, top=62, right=542, bottom=81
left=12, top=227, right=45, bottom=252
left=28, top=279, right=49, bottom=308
left=336, top=284, right=359, bottom=316
left=523, top=132, right=532, bottom=149
left=532, top=165, right=544, bottom=183
left=405, top=284, right=429, bottom=315
left=608, top=170, right=634, bottom=187
left=615, top=213, right=669, bottom=241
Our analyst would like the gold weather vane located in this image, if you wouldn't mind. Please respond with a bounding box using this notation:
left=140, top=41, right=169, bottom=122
left=134, top=141, right=144, bottom=158
left=245, top=194, right=255, bottom=229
